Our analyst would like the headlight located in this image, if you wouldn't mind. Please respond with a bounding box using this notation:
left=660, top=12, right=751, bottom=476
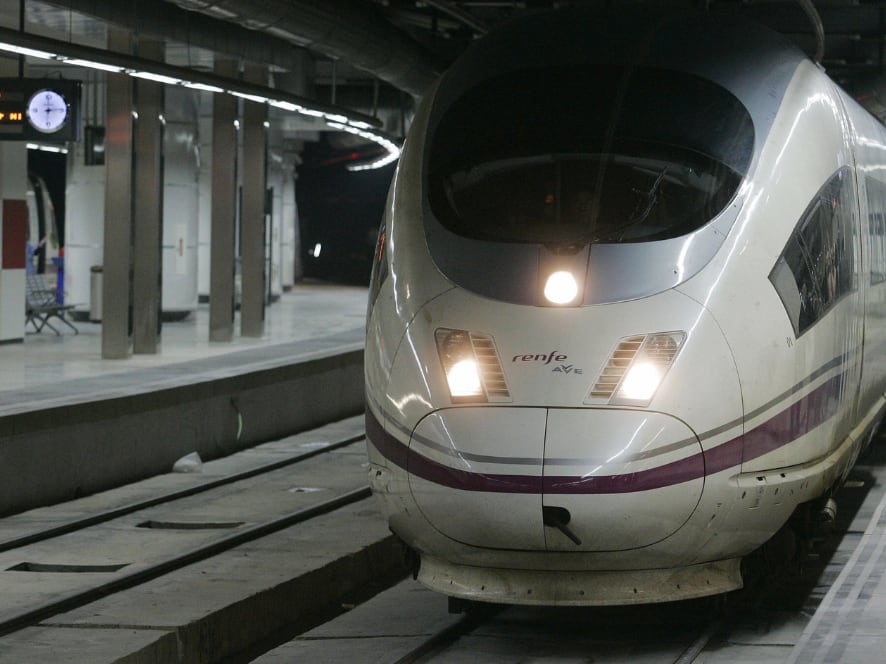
left=446, top=359, right=482, bottom=397
left=619, top=362, right=662, bottom=401
left=543, top=270, right=579, bottom=305
left=587, top=331, right=685, bottom=407
left=435, top=328, right=511, bottom=403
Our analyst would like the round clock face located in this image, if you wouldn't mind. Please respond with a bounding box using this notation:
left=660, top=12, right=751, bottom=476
left=26, top=89, right=68, bottom=133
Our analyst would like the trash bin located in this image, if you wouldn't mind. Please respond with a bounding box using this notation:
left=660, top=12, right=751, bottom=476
left=90, top=265, right=103, bottom=322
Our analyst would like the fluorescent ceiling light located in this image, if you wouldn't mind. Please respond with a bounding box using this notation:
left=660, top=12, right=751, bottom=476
left=348, top=149, right=400, bottom=171
left=27, top=143, right=68, bottom=153
left=182, top=81, right=224, bottom=93
left=231, top=91, right=269, bottom=104
left=0, top=29, right=400, bottom=170
left=129, top=71, right=182, bottom=85
left=62, top=58, right=125, bottom=73
left=0, top=43, right=54, bottom=59
left=325, top=121, right=401, bottom=170
left=269, top=100, right=303, bottom=112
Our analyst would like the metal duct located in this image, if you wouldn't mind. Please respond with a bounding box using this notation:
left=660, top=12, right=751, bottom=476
left=165, top=0, right=443, bottom=98
left=794, top=0, right=825, bottom=63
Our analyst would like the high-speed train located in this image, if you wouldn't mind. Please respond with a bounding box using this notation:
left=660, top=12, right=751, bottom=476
left=26, top=173, right=60, bottom=275
left=364, top=9, right=886, bottom=606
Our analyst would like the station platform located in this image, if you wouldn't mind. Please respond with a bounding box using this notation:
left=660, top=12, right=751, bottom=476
left=0, top=282, right=368, bottom=516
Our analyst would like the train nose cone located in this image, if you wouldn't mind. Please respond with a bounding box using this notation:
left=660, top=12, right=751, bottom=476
left=542, top=409, right=704, bottom=551
left=408, top=407, right=704, bottom=551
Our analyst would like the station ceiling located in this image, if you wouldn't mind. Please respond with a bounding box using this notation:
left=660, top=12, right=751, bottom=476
left=18, top=0, right=886, bottom=132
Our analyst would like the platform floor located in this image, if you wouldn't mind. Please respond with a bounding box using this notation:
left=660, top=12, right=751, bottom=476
left=1, top=282, right=368, bottom=414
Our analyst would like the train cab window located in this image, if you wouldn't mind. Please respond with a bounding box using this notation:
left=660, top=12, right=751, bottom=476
left=770, top=167, right=857, bottom=336
left=427, top=65, right=754, bottom=245
left=865, top=176, right=886, bottom=285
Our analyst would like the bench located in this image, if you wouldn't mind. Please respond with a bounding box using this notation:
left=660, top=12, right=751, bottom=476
left=25, top=273, right=78, bottom=335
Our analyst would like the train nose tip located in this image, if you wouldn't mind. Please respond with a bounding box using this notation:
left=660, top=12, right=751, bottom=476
left=406, top=407, right=705, bottom=552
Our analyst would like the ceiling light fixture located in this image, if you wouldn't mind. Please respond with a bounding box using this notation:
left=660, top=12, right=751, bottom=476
left=0, top=26, right=400, bottom=170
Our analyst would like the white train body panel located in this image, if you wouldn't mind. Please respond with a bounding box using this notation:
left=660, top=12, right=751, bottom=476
left=679, top=60, right=866, bottom=474
left=365, top=10, right=886, bottom=606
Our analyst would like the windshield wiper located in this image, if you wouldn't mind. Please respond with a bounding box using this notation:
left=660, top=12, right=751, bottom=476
left=590, top=166, right=668, bottom=243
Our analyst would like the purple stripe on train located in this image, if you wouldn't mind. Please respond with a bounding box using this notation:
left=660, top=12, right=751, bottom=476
left=366, top=372, right=846, bottom=494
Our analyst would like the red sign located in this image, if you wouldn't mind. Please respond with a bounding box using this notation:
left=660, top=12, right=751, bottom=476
left=2, top=199, right=27, bottom=269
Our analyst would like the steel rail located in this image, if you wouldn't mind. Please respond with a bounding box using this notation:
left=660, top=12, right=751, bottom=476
left=0, top=431, right=366, bottom=553
left=392, top=605, right=502, bottom=664
left=0, top=485, right=372, bottom=637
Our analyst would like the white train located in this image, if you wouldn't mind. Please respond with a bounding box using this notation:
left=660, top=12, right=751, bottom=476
left=364, top=9, right=886, bottom=606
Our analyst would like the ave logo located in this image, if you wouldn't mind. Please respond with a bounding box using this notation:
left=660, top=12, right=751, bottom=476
left=512, top=351, right=583, bottom=375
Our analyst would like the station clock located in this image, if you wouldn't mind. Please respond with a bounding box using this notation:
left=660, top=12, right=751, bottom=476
left=26, top=89, right=69, bottom=134
left=0, top=78, right=81, bottom=142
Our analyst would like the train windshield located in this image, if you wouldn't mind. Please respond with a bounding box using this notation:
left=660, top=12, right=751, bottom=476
left=427, top=65, right=754, bottom=244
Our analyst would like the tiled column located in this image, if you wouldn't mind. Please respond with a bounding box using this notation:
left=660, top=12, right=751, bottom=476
left=132, top=40, right=165, bottom=354
left=240, top=64, right=268, bottom=338
left=209, top=59, right=238, bottom=342
left=101, top=27, right=134, bottom=359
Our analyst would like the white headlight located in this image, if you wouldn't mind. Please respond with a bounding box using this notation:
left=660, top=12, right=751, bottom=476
left=446, top=359, right=483, bottom=397
left=544, top=271, right=579, bottom=305
left=434, top=328, right=511, bottom=403
left=587, top=331, right=686, bottom=407
left=619, top=362, right=662, bottom=401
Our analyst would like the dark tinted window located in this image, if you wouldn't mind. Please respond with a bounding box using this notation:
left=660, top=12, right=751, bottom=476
left=770, top=167, right=857, bottom=335
left=866, top=176, right=886, bottom=285
left=427, top=66, right=754, bottom=244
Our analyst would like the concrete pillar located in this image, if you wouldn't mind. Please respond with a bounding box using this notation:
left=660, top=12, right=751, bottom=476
left=267, top=162, right=284, bottom=298
left=102, top=28, right=135, bottom=359
left=196, top=94, right=213, bottom=301
left=281, top=170, right=300, bottom=287
left=209, top=59, right=238, bottom=342
left=240, top=64, right=268, bottom=337
left=269, top=69, right=309, bottom=288
left=132, top=41, right=165, bottom=354
left=162, top=87, right=199, bottom=319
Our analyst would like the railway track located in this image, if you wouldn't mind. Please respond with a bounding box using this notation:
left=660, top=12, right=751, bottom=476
left=386, top=598, right=727, bottom=664
left=273, top=428, right=886, bottom=663
left=5, top=423, right=881, bottom=661
left=0, top=420, right=381, bottom=640
left=0, top=432, right=366, bottom=553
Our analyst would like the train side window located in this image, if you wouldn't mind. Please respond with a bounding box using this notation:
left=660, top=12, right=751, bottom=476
left=865, top=176, right=886, bottom=284
left=770, top=167, right=857, bottom=336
